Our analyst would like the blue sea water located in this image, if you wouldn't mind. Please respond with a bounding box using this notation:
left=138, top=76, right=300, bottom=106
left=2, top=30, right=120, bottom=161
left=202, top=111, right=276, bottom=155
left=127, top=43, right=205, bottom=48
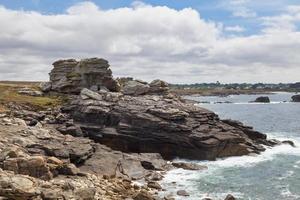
left=160, top=92, right=300, bottom=200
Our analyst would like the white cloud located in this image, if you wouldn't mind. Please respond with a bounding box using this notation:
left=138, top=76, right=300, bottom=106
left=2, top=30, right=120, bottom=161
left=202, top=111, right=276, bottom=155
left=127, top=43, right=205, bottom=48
left=232, top=7, right=257, bottom=18
left=0, top=2, right=299, bottom=83
left=225, top=25, right=246, bottom=32
left=261, top=4, right=300, bottom=33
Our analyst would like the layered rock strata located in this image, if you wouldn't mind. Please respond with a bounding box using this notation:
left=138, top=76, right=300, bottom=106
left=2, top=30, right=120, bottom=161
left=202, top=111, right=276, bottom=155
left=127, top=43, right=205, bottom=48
left=64, top=88, right=271, bottom=160
left=47, top=58, right=120, bottom=93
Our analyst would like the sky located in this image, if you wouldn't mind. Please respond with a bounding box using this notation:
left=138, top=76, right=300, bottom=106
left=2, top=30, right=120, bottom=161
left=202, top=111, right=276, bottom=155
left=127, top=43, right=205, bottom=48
left=0, top=0, right=299, bottom=83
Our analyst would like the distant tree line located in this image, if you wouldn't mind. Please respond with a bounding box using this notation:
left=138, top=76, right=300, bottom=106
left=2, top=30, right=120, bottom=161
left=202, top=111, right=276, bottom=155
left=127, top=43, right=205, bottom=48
left=170, top=82, right=300, bottom=91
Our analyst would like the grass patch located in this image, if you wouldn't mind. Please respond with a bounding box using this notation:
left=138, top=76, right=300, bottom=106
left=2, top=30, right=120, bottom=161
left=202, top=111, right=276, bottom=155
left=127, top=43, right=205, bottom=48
left=0, top=82, right=64, bottom=110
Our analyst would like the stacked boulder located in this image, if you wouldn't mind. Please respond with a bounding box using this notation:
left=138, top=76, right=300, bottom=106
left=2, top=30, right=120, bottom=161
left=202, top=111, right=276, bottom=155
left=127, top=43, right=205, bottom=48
left=121, top=79, right=169, bottom=96
left=43, top=58, right=120, bottom=93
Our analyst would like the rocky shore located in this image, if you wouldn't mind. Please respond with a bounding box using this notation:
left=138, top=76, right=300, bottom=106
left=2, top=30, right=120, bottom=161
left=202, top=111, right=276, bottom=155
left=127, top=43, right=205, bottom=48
left=0, top=58, right=293, bottom=200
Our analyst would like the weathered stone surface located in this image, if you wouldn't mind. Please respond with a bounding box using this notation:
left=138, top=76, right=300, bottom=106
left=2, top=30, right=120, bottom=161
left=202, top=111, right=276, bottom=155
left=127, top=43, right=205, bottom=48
left=149, top=79, right=169, bottom=94
left=123, top=80, right=150, bottom=95
left=49, top=58, right=120, bottom=93
left=291, top=94, right=300, bottom=102
left=39, top=82, right=52, bottom=92
left=67, top=88, right=271, bottom=160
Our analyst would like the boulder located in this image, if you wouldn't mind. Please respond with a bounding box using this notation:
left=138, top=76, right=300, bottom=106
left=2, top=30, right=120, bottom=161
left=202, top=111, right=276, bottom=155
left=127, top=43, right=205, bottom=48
left=177, top=190, right=189, bottom=196
left=49, top=58, right=120, bottom=93
left=224, top=194, right=236, bottom=200
left=291, top=94, right=300, bottom=102
left=123, top=80, right=150, bottom=95
left=0, top=171, right=39, bottom=200
left=149, top=79, right=169, bottom=94
left=253, top=96, right=270, bottom=103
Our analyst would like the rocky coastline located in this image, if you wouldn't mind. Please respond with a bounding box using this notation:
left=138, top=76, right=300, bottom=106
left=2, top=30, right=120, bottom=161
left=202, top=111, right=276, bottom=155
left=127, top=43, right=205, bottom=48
left=0, top=58, right=293, bottom=200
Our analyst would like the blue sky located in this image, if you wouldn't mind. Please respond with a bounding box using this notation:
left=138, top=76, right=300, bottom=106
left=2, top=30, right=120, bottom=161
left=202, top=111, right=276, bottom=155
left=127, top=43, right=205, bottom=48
left=0, top=0, right=299, bottom=83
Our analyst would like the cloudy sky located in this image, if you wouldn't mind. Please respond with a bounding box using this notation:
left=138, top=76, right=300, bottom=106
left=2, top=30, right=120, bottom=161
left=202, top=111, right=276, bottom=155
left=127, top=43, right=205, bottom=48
left=0, top=0, right=299, bottom=83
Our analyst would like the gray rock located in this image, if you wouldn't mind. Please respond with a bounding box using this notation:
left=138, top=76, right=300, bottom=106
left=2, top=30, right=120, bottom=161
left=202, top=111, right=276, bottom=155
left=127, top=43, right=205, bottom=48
left=224, top=194, right=236, bottom=200
left=291, top=94, right=300, bottom=102
left=49, top=58, right=120, bottom=93
left=177, top=190, right=189, bottom=196
left=123, top=80, right=150, bottom=95
left=39, top=82, right=52, bottom=92
left=80, top=88, right=103, bottom=101
left=253, top=96, right=270, bottom=103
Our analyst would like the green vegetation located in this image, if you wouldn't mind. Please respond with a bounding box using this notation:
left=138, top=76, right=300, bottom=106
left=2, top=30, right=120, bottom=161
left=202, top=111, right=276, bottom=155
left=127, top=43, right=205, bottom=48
left=0, top=82, right=63, bottom=111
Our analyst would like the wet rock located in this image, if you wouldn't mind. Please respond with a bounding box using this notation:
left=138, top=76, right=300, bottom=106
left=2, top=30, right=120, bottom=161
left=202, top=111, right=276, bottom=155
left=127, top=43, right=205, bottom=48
left=177, top=190, right=189, bottom=196
left=253, top=96, right=270, bottom=103
left=147, top=181, right=162, bottom=190
left=224, top=194, right=236, bottom=200
left=172, top=162, right=207, bottom=170
left=291, top=94, right=300, bottom=102
left=282, top=140, right=296, bottom=147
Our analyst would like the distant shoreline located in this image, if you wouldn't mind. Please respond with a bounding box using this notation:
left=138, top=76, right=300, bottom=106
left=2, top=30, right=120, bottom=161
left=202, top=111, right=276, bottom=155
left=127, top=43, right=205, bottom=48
left=170, top=88, right=298, bottom=96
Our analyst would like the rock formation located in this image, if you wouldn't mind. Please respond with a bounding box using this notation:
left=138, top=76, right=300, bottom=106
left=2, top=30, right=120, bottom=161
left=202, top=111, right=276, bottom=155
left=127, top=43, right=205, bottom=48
left=291, top=94, right=300, bottom=102
left=253, top=96, right=270, bottom=103
left=63, top=88, right=272, bottom=160
left=47, top=58, right=120, bottom=93
left=1, top=57, right=291, bottom=200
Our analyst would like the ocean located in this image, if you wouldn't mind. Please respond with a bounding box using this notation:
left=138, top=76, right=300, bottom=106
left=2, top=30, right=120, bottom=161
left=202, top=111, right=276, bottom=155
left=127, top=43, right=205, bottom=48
left=160, top=92, right=300, bottom=200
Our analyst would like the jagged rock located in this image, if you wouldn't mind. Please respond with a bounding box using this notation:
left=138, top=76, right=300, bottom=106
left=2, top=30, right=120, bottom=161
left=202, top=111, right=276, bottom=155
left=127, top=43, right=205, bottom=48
left=49, top=58, right=120, bottom=93
left=123, top=80, right=150, bottom=95
left=172, top=162, right=207, bottom=171
left=291, top=94, right=300, bottom=102
left=67, top=89, right=271, bottom=160
left=253, top=96, right=270, bottom=103
left=149, top=79, right=169, bottom=94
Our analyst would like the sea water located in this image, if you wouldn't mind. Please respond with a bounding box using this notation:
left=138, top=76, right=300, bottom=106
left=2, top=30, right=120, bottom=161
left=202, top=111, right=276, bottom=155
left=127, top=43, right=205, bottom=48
left=160, top=92, right=300, bottom=200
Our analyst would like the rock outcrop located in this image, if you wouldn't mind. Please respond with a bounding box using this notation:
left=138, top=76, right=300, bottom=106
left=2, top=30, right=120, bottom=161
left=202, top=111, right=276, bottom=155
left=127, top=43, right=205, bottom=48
left=253, top=96, right=270, bottom=103
left=48, top=58, right=120, bottom=93
left=65, top=88, right=271, bottom=160
left=122, top=79, right=169, bottom=96
left=291, top=94, right=300, bottom=102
